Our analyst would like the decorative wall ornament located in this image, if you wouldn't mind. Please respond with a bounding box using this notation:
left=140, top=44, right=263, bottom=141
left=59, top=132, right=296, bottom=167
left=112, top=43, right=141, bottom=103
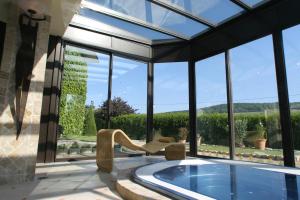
left=14, top=9, right=45, bottom=139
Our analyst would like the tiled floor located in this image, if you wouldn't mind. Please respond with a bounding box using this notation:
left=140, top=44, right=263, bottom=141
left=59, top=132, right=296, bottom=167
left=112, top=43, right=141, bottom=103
left=0, top=156, right=168, bottom=200
left=0, top=160, right=122, bottom=200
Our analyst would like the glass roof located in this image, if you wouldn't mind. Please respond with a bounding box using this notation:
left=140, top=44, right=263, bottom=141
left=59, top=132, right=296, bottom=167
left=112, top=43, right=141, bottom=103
left=70, top=0, right=273, bottom=44
left=83, top=0, right=209, bottom=38
left=78, top=8, right=175, bottom=42
left=159, top=0, right=244, bottom=25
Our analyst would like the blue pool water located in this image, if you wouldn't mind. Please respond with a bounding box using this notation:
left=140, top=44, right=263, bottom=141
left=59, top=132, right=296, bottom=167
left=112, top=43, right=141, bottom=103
left=153, top=164, right=300, bottom=200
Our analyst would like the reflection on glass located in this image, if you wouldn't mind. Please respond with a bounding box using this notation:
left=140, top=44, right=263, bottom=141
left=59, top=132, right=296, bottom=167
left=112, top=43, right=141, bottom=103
left=160, top=0, right=244, bottom=25
left=154, top=164, right=300, bottom=200
left=283, top=24, right=300, bottom=167
left=57, top=45, right=109, bottom=159
left=86, top=0, right=209, bottom=37
left=231, top=36, right=283, bottom=165
left=79, top=8, right=175, bottom=41
left=154, top=62, right=189, bottom=145
left=110, top=56, right=147, bottom=151
left=196, top=53, right=229, bottom=158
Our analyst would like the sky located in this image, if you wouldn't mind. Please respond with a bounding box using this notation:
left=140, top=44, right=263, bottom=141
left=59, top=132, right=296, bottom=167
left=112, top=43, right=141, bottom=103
left=67, top=24, right=300, bottom=114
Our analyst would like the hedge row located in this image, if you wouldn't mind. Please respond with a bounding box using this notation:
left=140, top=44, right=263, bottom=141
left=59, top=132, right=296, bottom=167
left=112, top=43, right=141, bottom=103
left=107, top=112, right=300, bottom=149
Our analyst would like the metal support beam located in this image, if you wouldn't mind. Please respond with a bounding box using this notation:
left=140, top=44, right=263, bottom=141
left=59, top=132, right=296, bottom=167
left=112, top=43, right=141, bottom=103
left=230, top=0, right=251, bottom=11
left=225, top=50, right=235, bottom=160
left=147, top=62, right=154, bottom=143
left=0, top=22, right=5, bottom=65
left=147, top=0, right=215, bottom=28
left=272, top=30, right=295, bottom=167
left=107, top=53, right=113, bottom=128
left=188, top=60, right=197, bottom=157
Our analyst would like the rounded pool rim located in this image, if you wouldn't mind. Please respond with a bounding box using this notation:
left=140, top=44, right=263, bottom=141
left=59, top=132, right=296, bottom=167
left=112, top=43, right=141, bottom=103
left=132, top=159, right=300, bottom=200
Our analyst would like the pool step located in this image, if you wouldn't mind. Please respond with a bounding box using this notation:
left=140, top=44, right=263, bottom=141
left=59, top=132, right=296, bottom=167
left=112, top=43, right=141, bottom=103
left=116, top=179, right=171, bottom=200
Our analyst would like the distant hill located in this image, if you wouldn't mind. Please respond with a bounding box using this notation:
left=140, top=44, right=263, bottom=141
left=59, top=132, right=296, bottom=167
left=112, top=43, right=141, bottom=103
left=201, top=102, right=300, bottom=113
left=162, top=102, right=300, bottom=114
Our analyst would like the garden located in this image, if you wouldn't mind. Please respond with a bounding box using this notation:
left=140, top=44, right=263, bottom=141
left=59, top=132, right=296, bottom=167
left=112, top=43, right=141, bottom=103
left=58, top=49, right=300, bottom=163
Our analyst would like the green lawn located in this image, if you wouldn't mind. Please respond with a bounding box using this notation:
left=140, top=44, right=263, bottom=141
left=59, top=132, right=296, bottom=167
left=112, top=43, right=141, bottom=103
left=59, top=135, right=299, bottom=157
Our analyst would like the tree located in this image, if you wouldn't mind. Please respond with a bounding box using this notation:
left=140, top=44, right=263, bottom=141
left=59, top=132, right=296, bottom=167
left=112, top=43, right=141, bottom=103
left=94, top=97, right=137, bottom=129
left=83, top=103, right=97, bottom=136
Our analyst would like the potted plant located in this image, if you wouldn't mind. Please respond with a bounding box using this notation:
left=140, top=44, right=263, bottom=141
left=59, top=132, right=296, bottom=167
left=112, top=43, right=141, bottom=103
left=68, top=142, right=80, bottom=154
left=80, top=144, right=92, bottom=154
left=177, top=127, right=188, bottom=144
left=254, top=121, right=267, bottom=150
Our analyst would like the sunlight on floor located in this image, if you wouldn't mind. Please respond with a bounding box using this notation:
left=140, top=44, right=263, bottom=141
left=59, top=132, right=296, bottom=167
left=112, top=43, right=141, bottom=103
left=0, top=160, right=122, bottom=200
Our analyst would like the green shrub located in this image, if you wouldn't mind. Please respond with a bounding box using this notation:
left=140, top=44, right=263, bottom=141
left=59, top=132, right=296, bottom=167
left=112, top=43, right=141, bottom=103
left=110, top=114, right=147, bottom=140
left=154, top=112, right=189, bottom=138
left=59, top=50, right=87, bottom=136
left=99, top=111, right=300, bottom=149
left=197, top=113, right=229, bottom=146
left=235, top=119, right=248, bottom=146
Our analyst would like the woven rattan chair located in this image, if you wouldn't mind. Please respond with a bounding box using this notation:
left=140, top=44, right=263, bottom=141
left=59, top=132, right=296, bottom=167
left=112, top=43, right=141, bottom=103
left=96, top=129, right=186, bottom=172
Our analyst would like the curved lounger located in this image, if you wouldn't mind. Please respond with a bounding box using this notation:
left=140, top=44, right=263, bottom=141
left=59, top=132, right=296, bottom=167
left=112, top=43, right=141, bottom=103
left=96, top=129, right=186, bottom=173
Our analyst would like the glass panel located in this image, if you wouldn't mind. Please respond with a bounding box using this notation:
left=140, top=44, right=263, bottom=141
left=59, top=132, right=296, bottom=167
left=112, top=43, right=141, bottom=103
left=196, top=53, right=229, bottom=158
left=240, top=0, right=270, bottom=8
left=57, top=45, right=109, bottom=160
left=154, top=62, right=189, bottom=150
left=231, top=36, right=283, bottom=165
left=283, top=24, right=300, bottom=167
left=79, top=8, right=175, bottom=41
left=86, top=0, right=209, bottom=38
left=160, top=0, right=244, bottom=25
left=110, top=56, right=147, bottom=156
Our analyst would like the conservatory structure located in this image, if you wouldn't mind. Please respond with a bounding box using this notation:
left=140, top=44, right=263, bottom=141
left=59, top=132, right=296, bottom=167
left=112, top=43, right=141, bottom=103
left=1, top=0, right=300, bottom=199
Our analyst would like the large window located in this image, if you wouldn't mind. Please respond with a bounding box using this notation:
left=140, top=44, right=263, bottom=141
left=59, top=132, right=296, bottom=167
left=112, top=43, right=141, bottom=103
left=196, top=53, right=229, bottom=158
left=231, top=36, right=283, bottom=165
left=283, top=24, right=300, bottom=167
left=110, top=56, right=147, bottom=154
left=56, top=45, right=109, bottom=159
left=154, top=62, right=189, bottom=146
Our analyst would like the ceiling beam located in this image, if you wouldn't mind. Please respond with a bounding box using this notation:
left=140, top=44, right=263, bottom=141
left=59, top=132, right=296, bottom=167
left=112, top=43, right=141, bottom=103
left=81, top=0, right=189, bottom=41
left=230, top=0, right=252, bottom=11
left=147, top=0, right=215, bottom=28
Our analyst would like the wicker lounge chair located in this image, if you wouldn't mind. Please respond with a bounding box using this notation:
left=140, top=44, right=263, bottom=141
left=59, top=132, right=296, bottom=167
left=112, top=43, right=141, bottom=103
left=96, top=129, right=186, bottom=172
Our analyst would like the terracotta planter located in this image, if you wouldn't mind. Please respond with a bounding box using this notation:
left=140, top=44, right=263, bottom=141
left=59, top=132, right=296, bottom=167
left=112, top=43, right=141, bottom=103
left=254, top=139, right=267, bottom=150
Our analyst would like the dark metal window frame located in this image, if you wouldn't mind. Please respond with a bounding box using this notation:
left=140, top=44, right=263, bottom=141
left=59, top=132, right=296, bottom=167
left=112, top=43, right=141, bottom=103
left=42, top=28, right=297, bottom=167
left=43, top=40, right=149, bottom=162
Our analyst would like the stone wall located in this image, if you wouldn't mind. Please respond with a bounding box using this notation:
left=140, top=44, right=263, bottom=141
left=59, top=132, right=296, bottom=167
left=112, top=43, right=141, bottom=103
left=0, top=4, right=50, bottom=184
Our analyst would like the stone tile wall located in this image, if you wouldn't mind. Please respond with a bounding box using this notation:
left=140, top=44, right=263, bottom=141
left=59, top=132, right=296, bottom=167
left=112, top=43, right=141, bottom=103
left=0, top=3, right=50, bottom=185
